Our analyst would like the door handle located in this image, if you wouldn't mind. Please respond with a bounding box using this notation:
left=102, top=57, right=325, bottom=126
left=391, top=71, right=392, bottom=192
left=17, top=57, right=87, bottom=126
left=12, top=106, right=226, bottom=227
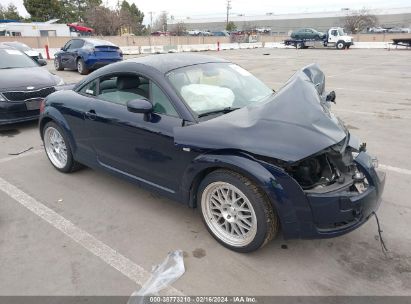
left=86, top=110, right=96, bottom=120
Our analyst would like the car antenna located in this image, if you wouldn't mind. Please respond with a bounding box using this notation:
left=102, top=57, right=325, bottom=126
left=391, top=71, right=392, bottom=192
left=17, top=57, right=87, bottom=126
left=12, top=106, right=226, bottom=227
left=372, top=211, right=389, bottom=256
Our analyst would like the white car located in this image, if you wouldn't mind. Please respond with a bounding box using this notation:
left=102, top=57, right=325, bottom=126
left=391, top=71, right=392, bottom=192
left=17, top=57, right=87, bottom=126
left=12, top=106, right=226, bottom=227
left=0, top=41, right=43, bottom=62
left=369, top=27, right=387, bottom=33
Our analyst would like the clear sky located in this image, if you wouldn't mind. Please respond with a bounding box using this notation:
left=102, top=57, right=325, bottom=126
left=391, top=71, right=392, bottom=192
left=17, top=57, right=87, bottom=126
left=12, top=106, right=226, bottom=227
left=1, top=0, right=410, bottom=23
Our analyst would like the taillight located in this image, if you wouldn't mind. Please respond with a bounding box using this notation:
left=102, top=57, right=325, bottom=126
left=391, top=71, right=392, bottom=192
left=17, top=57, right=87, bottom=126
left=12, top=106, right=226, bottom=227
left=39, top=99, right=46, bottom=114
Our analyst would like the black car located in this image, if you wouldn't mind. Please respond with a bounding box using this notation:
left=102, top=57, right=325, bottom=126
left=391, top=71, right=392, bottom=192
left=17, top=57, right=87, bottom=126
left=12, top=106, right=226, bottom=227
left=39, top=54, right=385, bottom=252
left=0, top=45, right=64, bottom=126
left=290, top=28, right=326, bottom=40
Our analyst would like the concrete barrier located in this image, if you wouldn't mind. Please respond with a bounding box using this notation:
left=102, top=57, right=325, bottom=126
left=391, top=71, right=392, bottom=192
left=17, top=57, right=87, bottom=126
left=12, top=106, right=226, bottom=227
left=36, top=41, right=398, bottom=59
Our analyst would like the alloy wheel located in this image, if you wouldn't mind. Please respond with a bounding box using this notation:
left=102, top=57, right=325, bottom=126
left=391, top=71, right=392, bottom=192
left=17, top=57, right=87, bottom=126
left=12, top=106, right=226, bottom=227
left=44, top=126, right=68, bottom=169
left=201, top=182, right=257, bottom=247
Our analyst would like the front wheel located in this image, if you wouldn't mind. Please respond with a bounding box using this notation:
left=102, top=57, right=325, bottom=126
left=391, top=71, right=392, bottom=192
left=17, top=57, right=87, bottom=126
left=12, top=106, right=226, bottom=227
left=336, top=41, right=345, bottom=50
left=198, top=170, right=279, bottom=252
left=54, top=57, right=63, bottom=71
left=43, top=121, right=82, bottom=173
left=77, top=58, right=89, bottom=75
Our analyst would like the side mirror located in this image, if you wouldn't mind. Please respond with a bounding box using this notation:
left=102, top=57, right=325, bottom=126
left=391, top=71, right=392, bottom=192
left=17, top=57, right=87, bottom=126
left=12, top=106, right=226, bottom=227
left=61, top=47, right=65, bottom=51
left=37, top=58, right=47, bottom=66
left=127, top=98, right=153, bottom=114
left=326, top=91, right=336, bottom=103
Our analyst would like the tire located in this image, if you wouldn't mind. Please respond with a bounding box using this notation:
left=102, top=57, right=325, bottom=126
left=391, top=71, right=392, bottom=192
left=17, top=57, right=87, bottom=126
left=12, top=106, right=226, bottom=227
left=42, top=121, right=82, bottom=173
left=77, top=58, right=89, bottom=75
left=54, top=57, right=63, bottom=71
left=296, top=42, right=304, bottom=49
left=336, top=41, right=345, bottom=50
left=198, top=169, right=279, bottom=252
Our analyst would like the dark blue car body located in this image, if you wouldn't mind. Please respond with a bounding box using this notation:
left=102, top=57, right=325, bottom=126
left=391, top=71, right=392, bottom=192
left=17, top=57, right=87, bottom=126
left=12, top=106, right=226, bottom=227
left=54, top=38, right=122, bottom=73
left=39, top=54, right=385, bottom=240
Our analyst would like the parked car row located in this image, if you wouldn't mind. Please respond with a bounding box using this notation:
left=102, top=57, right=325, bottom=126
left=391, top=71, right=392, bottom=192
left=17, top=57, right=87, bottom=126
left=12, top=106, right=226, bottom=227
left=0, top=38, right=122, bottom=126
left=368, top=27, right=410, bottom=33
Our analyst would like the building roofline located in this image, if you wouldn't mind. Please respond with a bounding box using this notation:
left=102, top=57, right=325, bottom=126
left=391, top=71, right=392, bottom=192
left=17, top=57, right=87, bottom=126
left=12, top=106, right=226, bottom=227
left=169, top=6, right=411, bottom=24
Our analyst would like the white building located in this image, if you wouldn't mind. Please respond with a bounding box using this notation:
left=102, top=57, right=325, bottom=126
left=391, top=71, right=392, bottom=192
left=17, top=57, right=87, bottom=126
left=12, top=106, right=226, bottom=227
left=168, top=7, right=411, bottom=33
left=0, top=20, right=72, bottom=37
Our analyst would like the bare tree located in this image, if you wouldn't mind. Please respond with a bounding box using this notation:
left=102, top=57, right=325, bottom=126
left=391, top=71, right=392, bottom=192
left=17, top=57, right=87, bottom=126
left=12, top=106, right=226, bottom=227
left=152, top=11, right=168, bottom=32
left=85, top=6, right=121, bottom=35
left=170, top=22, right=186, bottom=36
left=343, top=8, right=378, bottom=34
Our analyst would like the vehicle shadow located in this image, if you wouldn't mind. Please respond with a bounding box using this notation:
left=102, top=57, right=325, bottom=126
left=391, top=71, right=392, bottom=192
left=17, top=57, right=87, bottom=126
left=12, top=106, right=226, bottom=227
left=0, top=120, right=38, bottom=137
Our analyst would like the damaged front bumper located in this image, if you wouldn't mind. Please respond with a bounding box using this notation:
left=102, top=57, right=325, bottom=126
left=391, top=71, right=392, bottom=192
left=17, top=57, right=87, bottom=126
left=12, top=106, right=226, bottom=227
left=306, top=152, right=385, bottom=238
left=261, top=151, right=385, bottom=239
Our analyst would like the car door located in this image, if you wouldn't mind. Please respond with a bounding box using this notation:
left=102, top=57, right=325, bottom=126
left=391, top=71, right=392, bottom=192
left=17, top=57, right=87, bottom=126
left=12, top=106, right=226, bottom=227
left=59, top=40, right=73, bottom=68
left=62, top=39, right=84, bottom=69
left=84, top=73, right=188, bottom=193
left=306, top=29, right=314, bottom=39
left=329, top=29, right=338, bottom=43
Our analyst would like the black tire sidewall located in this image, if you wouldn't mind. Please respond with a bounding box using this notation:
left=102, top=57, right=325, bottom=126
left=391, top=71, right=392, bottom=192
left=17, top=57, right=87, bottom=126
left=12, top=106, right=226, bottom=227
left=337, top=41, right=345, bottom=49
left=54, top=57, right=63, bottom=70
left=43, top=121, right=75, bottom=173
left=77, top=58, right=88, bottom=75
left=198, top=170, right=273, bottom=252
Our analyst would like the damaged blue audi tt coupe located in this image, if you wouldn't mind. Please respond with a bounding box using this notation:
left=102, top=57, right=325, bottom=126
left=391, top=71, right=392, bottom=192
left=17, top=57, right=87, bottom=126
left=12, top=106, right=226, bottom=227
left=38, top=53, right=385, bottom=252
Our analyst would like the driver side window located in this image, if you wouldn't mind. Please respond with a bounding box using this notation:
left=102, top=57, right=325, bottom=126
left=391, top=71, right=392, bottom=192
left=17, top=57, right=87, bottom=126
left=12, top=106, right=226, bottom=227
left=63, top=41, right=72, bottom=50
left=80, top=73, right=179, bottom=117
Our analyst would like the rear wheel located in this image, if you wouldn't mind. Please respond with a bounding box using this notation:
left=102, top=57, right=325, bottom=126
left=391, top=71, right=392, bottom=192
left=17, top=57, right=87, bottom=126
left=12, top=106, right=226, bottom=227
left=336, top=41, right=345, bottom=50
left=198, top=169, right=279, bottom=252
left=77, top=58, right=89, bottom=75
left=54, top=57, right=63, bottom=71
left=43, top=121, right=82, bottom=173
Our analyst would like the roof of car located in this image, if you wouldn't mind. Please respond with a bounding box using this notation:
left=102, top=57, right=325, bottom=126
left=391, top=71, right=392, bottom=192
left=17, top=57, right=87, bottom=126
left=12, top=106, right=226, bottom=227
left=128, top=53, right=229, bottom=73
left=79, top=38, right=116, bottom=46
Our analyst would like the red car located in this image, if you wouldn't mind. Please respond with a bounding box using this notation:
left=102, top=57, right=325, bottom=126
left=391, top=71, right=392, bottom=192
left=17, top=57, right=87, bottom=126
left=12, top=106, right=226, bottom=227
left=67, top=23, right=94, bottom=35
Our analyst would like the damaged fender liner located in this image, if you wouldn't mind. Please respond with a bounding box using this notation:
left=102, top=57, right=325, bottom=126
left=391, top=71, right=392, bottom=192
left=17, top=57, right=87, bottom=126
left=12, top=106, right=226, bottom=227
left=174, top=64, right=347, bottom=163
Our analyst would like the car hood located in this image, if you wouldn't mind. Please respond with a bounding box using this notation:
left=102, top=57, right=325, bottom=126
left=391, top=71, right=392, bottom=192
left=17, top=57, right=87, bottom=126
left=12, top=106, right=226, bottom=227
left=25, top=50, right=40, bottom=57
left=0, top=67, right=58, bottom=91
left=174, top=64, right=347, bottom=163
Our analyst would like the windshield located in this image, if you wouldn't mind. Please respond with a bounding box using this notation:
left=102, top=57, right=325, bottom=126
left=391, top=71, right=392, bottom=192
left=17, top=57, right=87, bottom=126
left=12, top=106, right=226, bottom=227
left=338, top=28, right=345, bottom=36
left=0, top=48, right=38, bottom=69
left=167, top=63, right=273, bottom=117
left=5, top=42, right=31, bottom=51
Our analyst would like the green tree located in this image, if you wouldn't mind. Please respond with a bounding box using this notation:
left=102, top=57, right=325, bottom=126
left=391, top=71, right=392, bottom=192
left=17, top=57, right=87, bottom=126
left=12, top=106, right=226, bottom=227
left=23, top=0, right=63, bottom=21
left=119, top=0, right=145, bottom=35
left=226, top=21, right=237, bottom=32
left=0, top=3, right=22, bottom=20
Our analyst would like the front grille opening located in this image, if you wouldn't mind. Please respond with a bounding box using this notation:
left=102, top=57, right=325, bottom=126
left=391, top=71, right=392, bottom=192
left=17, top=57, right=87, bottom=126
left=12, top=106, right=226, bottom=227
left=3, top=87, right=55, bottom=102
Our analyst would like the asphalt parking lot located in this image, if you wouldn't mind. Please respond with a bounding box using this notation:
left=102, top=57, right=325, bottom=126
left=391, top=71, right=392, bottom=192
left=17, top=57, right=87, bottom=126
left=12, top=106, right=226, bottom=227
left=1, top=48, right=411, bottom=296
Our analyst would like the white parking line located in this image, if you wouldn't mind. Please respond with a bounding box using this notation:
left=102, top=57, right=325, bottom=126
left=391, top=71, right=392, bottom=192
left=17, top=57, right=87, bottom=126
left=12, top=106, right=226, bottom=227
left=334, top=87, right=411, bottom=97
left=0, top=176, right=184, bottom=296
left=333, top=108, right=411, bottom=120
left=380, top=164, right=411, bottom=176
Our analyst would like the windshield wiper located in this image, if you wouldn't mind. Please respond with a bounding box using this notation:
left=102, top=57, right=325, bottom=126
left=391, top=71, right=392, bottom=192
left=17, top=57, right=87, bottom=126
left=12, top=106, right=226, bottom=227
left=0, top=67, right=16, bottom=69
left=198, top=107, right=240, bottom=118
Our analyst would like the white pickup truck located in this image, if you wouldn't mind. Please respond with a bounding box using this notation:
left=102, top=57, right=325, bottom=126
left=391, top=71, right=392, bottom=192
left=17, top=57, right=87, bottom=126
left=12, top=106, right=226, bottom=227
left=284, top=27, right=354, bottom=50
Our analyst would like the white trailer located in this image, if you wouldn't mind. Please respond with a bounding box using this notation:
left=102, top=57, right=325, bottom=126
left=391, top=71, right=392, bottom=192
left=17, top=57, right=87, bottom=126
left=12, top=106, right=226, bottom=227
left=0, top=21, right=74, bottom=37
